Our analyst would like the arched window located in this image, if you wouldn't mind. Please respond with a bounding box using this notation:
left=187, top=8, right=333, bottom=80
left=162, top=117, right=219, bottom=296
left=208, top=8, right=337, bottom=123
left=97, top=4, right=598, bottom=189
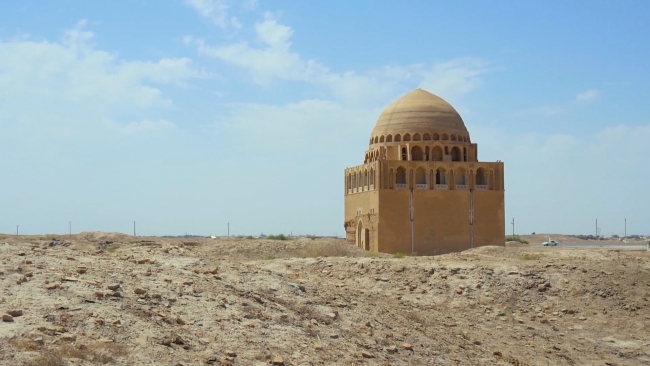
left=415, top=167, right=426, bottom=185
left=403, top=133, right=411, bottom=141
left=357, top=173, right=362, bottom=188
left=451, top=146, right=461, bottom=161
left=373, top=136, right=378, bottom=144
left=433, top=133, right=440, bottom=140
left=435, top=168, right=447, bottom=185
left=364, top=170, right=369, bottom=188
left=401, top=147, right=407, bottom=161
left=386, top=135, right=393, bottom=142
left=395, top=134, right=401, bottom=142
left=370, top=169, right=375, bottom=187
left=396, top=167, right=407, bottom=186
left=454, top=168, right=467, bottom=185
left=379, top=135, right=385, bottom=143
left=463, top=147, right=467, bottom=162
left=431, top=146, right=443, bottom=161
left=442, top=133, right=449, bottom=140
left=455, top=167, right=466, bottom=186
left=347, top=174, right=351, bottom=191
left=451, top=134, right=457, bottom=141
left=413, top=133, right=421, bottom=141
left=423, top=133, right=431, bottom=141
left=353, top=174, right=357, bottom=189
left=476, top=168, right=487, bottom=186
left=411, top=146, right=423, bottom=161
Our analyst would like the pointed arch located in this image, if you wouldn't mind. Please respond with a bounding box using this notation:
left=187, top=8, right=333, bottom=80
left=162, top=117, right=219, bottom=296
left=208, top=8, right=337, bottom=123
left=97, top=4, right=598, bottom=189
left=450, top=146, right=461, bottom=161
left=379, top=135, right=385, bottom=143
left=435, top=167, right=447, bottom=185
left=423, top=133, right=431, bottom=141
left=386, top=134, right=392, bottom=142
left=415, top=166, right=426, bottom=185
left=433, top=133, right=440, bottom=140
left=411, top=145, right=424, bottom=161
left=413, top=133, right=421, bottom=141
left=431, top=146, right=443, bottom=161
left=403, top=133, right=411, bottom=141
left=442, top=133, right=449, bottom=140
left=396, top=166, right=407, bottom=187
left=394, top=134, right=401, bottom=142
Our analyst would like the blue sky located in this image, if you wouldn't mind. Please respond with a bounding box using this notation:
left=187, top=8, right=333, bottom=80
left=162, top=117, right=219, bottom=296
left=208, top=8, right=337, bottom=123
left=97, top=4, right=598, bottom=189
left=1, top=0, right=648, bottom=237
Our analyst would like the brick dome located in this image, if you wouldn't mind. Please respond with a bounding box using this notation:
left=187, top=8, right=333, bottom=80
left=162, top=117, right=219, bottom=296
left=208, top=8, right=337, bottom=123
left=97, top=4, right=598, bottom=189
left=371, top=89, right=469, bottom=141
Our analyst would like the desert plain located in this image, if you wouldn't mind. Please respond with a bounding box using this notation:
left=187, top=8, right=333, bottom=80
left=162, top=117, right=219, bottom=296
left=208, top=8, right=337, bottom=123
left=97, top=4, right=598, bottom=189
left=0, top=233, right=649, bottom=365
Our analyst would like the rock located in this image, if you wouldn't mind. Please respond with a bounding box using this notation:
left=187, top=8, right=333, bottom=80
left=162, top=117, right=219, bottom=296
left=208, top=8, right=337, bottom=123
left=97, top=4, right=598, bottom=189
left=225, top=350, right=237, bottom=357
left=386, top=345, right=398, bottom=354
left=402, top=343, right=414, bottom=351
left=579, top=316, right=587, bottom=321
left=7, top=309, right=23, bottom=317
left=45, top=283, right=59, bottom=290
left=494, top=351, right=503, bottom=357
left=76, top=267, right=87, bottom=274
left=134, top=288, right=147, bottom=295
left=361, top=351, right=374, bottom=358
left=455, top=288, right=463, bottom=294
left=2, top=314, right=14, bottom=322
left=107, top=284, right=120, bottom=290
left=271, top=355, right=285, bottom=365
left=64, top=277, right=79, bottom=282
left=537, top=284, right=547, bottom=292
left=60, top=333, right=76, bottom=342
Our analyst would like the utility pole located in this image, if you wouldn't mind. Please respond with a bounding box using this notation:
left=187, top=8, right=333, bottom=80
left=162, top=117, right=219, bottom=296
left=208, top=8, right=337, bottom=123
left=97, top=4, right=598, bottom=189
left=596, top=218, right=598, bottom=238
left=409, top=188, right=414, bottom=255
left=16, top=225, right=18, bottom=236
left=227, top=222, right=230, bottom=238
left=469, top=189, right=474, bottom=249
left=511, top=218, right=515, bottom=237
left=624, top=218, right=627, bottom=239
left=133, top=221, right=136, bottom=236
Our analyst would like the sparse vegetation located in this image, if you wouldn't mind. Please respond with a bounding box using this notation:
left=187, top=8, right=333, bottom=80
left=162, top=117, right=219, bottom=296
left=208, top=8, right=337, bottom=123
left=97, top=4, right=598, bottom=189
left=267, top=234, right=289, bottom=240
left=245, top=235, right=255, bottom=239
left=105, top=247, right=117, bottom=253
left=365, top=251, right=380, bottom=257
left=523, top=253, right=541, bottom=260
left=264, top=255, right=276, bottom=260
left=393, top=252, right=407, bottom=258
left=506, top=235, right=529, bottom=244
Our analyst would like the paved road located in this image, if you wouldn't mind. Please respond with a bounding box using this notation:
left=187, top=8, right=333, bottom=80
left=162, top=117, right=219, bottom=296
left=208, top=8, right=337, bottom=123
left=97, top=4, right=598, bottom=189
left=541, top=243, right=648, bottom=250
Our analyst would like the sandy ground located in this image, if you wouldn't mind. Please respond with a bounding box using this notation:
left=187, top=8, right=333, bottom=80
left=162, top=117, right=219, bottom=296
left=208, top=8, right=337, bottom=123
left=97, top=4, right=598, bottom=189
left=1, top=233, right=649, bottom=365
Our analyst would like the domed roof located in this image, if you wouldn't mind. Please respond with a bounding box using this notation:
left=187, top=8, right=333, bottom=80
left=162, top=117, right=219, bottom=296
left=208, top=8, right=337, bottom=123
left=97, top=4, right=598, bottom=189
left=371, top=89, right=468, bottom=138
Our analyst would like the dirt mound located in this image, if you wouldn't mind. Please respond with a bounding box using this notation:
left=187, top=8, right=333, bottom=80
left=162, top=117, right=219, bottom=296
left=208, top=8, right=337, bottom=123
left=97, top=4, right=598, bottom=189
left=76, top=231, right=131, bottom=242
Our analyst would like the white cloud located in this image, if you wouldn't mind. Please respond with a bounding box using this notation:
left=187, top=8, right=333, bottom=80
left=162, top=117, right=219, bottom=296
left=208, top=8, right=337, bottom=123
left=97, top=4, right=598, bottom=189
left=0, top=21, right=208, bottom=138
left=575, top=89, right=600, bottom=102
left=469, top=123, right=650, bottom=235
left=188, top=13, right=488, bottom=106
left=418, top=58, right=489, bottom=103
left=118, top=119, right=176, bottom=135
left=184, top=0, right=241, bottom=29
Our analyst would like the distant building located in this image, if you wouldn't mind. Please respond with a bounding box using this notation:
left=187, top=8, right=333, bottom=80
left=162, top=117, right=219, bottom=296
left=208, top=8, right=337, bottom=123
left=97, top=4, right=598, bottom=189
left=343, top=89, right=505, bottom=255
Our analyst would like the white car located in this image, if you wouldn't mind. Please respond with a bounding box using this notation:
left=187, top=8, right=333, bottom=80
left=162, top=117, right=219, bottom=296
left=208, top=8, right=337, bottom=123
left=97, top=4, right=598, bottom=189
left=542, top=240, right=559, bottom=246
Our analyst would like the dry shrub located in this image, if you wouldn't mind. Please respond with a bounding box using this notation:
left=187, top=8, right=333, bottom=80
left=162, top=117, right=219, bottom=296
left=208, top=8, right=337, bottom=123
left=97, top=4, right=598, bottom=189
left=24, top=342, right=129, bottom=366
left=9, top=338, right=43, bottom=352
left=26, top=349, right=67, bottom=366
